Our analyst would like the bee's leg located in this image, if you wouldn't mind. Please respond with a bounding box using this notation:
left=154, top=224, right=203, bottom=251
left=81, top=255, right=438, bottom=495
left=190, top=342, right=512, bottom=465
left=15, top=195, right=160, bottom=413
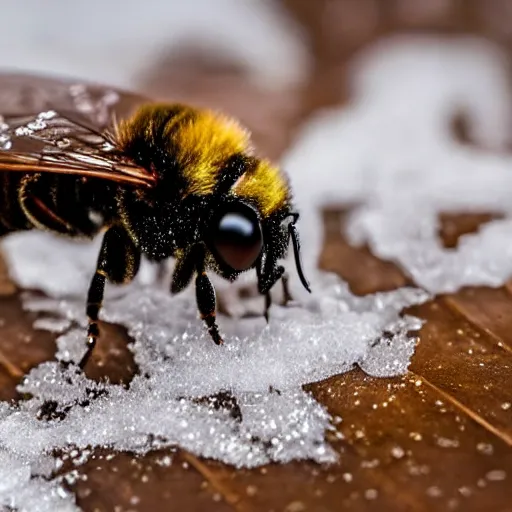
left=280, top=272, right=293, bottom=306
left=79, top=271, right=105, bottom=369
left=264, top=292, right=271, bottom=323
left=170, top=246, right=199, bottom=295
left=263, top=273, right=295, bottom=322
left=78, top=225, right=140, bottom=370
left=257, top=259, right=285, bottom=322
left=196, top=271, right=223, bottom=345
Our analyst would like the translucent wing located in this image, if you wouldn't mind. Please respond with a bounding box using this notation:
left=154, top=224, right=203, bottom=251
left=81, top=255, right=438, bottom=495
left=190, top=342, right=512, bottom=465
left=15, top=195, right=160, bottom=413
left=0, top=109, right=156, bottom=188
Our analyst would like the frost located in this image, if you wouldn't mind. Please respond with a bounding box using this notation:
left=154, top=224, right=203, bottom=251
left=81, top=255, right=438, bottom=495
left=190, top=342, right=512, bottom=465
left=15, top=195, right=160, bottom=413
left=285, top=35, right=512, bottom=294
left=0, top=452, right=78, bottom=511
left=0, top=230, right=425, bottom=509
left=1, top=34, right=511, bottom=509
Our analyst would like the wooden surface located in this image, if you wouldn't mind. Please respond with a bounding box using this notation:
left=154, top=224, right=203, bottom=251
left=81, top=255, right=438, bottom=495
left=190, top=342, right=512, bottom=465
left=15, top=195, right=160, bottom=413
left=2, top=1, right=512, bottom=510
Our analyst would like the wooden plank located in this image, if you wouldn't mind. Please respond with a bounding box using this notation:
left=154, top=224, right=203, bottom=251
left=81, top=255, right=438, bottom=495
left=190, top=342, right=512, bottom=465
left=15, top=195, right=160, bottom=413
left=443, top=288, right=512, bottom=354
left=2, top=0, right=512, bottom=504
left=2, top=202, right=512, bottom=510
left=409, top=297, right=512, bottom=444
left=61, top=449, right=234, bottom=512
left=186, top=367, right=512, bottom=512
left=310, top=370, right=512, bottom=511
left=0, top=274, right=236, bottom=510
left=183, top=453, right=417, bottom=512
left=0, top=294, right=56, bottom=391
left=438, top=213, right=503, bottom=249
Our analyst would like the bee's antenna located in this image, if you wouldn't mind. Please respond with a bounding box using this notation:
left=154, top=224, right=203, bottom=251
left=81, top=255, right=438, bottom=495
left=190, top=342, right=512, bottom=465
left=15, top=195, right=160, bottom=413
left=287, top=213, right=311, bottom=293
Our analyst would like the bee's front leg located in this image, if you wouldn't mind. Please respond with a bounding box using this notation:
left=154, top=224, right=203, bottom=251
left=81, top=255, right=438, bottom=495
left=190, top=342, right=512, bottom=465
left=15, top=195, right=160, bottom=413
left=169, top=246, right=223, bottom=345
left=81, top=270, right=105, bottom=369
left=79, top=225, right=140, bottom=370
left=257, top=264, right=285, bottom=323
left=195, top=271, right=223, bottom=346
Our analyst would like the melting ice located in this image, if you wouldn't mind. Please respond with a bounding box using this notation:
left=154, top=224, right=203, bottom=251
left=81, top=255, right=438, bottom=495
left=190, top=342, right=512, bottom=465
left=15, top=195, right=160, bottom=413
left=1, top=35, right=512, bottom=510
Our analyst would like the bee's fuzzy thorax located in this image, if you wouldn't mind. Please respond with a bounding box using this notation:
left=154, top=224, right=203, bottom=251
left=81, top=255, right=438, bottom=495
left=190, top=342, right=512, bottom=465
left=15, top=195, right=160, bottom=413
left=115, top=102, right=290, bottom=218
left=232, top=159, right=290, bottom=218
left=171, top=108, right=252, bottom=196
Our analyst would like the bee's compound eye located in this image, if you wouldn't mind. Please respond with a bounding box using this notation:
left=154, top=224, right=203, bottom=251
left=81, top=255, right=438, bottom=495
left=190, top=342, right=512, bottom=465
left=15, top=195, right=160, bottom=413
left=214, top=212, right=262, bottom=271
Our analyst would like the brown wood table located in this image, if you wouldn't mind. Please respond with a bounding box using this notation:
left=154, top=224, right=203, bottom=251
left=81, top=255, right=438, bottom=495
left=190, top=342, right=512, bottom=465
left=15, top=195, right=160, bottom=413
left=2, top=1, right=512, bottom=510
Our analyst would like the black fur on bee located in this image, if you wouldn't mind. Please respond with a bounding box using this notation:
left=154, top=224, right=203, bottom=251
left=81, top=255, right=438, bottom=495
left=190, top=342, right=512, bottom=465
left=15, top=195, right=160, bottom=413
left=0, top=80, right=310, bottom=370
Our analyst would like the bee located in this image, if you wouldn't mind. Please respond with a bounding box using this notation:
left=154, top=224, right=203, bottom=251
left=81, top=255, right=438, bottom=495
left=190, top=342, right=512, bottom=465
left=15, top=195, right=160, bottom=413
left=0, top=73, right=311, bottom=370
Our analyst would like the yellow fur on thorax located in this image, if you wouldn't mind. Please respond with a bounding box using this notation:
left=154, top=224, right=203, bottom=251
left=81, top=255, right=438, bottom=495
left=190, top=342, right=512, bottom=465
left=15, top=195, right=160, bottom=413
left=115, top=103, right=191, bottom=151
left=114, top=103, right=288, bottom=216
left=233, top=160, right=289, bottom=218
left=115, top=104, right=252, bottom=197
left=170, top=110, right=251, bottom=195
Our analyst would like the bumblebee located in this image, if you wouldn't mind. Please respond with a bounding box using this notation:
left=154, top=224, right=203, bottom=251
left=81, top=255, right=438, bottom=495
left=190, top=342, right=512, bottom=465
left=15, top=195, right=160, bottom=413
left=0, top=73, right=310, bottom=370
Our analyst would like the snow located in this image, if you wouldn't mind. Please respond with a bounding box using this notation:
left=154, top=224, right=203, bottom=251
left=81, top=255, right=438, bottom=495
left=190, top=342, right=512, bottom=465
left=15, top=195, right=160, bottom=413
left=0, top=0, right=309, bottom=91
left=1, top=33, right=512, bottom=511
left=286, top=35, right=512, bottom=294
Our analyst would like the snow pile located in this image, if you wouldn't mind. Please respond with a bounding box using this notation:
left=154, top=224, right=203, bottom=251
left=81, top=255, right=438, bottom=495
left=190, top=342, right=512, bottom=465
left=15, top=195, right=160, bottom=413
left=0, top=230, right=425, bottom=510
left=287, top=35, right=512, bottom=294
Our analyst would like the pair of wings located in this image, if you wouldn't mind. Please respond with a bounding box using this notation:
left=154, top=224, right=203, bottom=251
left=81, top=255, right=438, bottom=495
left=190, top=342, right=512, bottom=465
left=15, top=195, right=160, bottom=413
left=0, top=108, right=156, bottom=188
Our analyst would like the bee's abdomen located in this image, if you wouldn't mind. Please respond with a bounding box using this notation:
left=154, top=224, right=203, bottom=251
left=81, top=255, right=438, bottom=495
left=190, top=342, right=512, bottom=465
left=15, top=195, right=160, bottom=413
left=0, top=171, right=110, bottom=238
left=0, top=172, right=32, bottom=234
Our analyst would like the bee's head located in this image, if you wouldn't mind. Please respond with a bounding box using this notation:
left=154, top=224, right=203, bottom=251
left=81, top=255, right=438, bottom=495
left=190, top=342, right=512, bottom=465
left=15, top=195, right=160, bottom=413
left=206, top=198, right=311, bottom=295
left=207, top=201, right=263, bottom=275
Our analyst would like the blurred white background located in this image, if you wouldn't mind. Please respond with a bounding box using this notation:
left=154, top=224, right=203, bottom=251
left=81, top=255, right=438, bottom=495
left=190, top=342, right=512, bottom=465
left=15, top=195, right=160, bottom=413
left=0, top=0, right=309, bottom=91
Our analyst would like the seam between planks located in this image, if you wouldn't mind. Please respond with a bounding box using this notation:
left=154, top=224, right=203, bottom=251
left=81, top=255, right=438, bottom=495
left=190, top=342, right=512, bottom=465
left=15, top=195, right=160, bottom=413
left=180, top=451, right=245, bottom=511
left=308, top=382, right=429, bottom=512
left=0, top=347, right=24, bottom=379
left=441, top=295, right=512, bottom=355
left=410, top=295, right=512, bottom=446
left=408, top=370, right=512, bottom=447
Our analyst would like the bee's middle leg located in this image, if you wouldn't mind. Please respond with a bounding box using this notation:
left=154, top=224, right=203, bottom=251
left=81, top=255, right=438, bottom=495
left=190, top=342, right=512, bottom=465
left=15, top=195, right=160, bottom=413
left=78, top=225, right=140, bottom=370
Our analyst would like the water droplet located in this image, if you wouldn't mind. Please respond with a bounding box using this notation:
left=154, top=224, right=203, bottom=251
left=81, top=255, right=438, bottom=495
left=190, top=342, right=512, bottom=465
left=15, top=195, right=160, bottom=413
left=365, top=489, right=378, bottom=500
left=476, top=442, right=493, bottom=455
left=458, top=486, right=472, bottom=497
left=391, top=446, right=405, bottom=459
left=486, top=470, right=506, bottom=481
left=427, top=486, right=442, bottom=498
left=246, top=485, right=258, bottom=497
left=285, top=501, right=306, bottom=512
left=437, top=437, right=459, bottom=448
